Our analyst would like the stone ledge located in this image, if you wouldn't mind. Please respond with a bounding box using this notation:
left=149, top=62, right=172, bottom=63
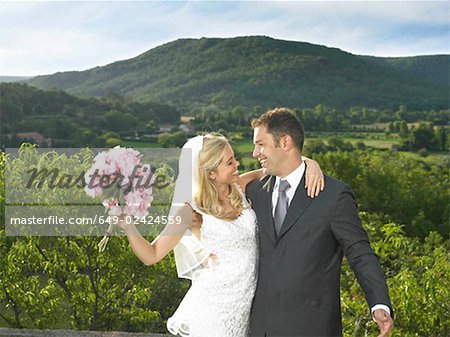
left=0, top=328, right=168, bottom=337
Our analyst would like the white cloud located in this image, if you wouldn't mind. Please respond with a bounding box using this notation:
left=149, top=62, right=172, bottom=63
left=0, top=1, right=448, bottom=76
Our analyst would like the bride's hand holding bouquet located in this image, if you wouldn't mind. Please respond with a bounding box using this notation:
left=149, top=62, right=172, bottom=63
left=84, top=146, right=155, bottom=252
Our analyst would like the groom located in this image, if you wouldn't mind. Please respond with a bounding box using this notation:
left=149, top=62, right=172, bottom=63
left=246, top=108, right=393, bottom=337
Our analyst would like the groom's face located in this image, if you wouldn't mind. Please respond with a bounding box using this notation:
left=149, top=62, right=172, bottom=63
left=252, top=125, right=285, bottom=176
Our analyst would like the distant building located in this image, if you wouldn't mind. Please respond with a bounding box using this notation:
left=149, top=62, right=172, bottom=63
left=16, top=132, right=52, bottom=147
left=180, top=115, right=195, bottom=124
left=179, top=115, right=196, bottom=133
left=159, top=124, right=174, bottom=133
left=156, top=116, right=195, bottom=134
left=179, top=124, right=195, bottom=133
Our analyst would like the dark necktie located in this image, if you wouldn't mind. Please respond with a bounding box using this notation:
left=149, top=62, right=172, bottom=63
left=274, top=179, right=290, bottom=236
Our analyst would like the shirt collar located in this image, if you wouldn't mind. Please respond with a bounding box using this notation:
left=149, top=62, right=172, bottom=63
left=274, top=161, right=306, bottom=192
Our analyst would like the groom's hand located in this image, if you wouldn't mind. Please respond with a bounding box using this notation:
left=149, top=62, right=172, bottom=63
left=374, top=309, right=393, bottom=337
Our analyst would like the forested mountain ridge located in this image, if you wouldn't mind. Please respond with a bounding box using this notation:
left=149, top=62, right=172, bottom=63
left=0, top=76, right=32, bottom=83
left=361, top=54, right=449, bottom=87
left=26, top=36, right=449, bottom=111
left=0, top=82, right=180, bottom=147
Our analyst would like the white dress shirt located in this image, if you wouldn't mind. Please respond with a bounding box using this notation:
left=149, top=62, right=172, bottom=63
left=271, top=161, right=391, bottom=318
left=271, top=162, right=305, bottom=216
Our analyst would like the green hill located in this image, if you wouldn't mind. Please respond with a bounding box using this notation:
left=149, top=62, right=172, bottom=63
left=0, top=76, right=32, bottom=83
left=0, top=82, right=179, bottom=147
left=361, top=54, right=449, bottom=87
left=27, top=36, right=449, bottom=110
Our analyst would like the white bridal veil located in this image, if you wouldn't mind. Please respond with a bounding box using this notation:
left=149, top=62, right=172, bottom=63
left=167, top=135, right=212, bottom=280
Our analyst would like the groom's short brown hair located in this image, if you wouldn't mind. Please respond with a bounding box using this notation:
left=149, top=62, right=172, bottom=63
left=251, top=107, right=305, bottom=151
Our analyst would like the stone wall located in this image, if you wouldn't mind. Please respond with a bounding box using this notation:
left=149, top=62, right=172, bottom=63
left=0, top=328, right=168, bottom=337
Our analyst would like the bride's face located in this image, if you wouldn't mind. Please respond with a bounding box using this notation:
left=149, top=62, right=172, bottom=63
left=209, top=144, right=240, bottom=185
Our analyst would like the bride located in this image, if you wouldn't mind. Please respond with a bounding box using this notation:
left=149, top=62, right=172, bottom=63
left=118, top=133, right=324, bottom=337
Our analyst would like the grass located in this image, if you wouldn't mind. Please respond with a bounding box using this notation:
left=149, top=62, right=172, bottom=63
left=231, top=139, right=255, bottom=153
left=332, top=137, right=398, bottom=149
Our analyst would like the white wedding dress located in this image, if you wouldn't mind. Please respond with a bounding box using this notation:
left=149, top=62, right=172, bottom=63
left=167, top=198, right=259, bottom=337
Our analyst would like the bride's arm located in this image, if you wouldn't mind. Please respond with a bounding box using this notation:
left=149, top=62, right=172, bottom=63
left=118, top=204, right=199, bottom=266
left=238, top=157, right=325, bottom=197
left=302, top=156, right=325, bottom=197
left=238, top=168, right=264, bottom=191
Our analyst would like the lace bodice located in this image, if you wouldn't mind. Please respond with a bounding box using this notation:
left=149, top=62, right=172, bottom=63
left=200, top=204, right=258, bottom=259
left=167, top=197, right=259, bottom=337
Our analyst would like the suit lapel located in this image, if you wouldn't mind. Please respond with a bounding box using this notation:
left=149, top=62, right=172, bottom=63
left=259, top=176, right=277, bottom=243
left=276, top=175, right=313, bottom=241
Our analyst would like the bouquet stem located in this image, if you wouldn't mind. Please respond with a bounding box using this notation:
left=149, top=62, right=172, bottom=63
left=98, top=222, right=114, bottom=253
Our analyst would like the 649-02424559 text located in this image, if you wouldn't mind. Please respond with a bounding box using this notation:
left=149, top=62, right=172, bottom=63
left=8, top=215, right=182, bottom=226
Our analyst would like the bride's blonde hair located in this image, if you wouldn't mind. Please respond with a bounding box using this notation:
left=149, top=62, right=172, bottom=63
left=194, top=133, right=243, bottom=220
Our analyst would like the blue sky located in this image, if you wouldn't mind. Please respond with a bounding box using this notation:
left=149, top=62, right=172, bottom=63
left=1, top=1, right=449, bottom=76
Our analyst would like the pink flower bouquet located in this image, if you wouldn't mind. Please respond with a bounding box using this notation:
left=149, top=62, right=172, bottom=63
left=84, top=146, right=155, bottom=251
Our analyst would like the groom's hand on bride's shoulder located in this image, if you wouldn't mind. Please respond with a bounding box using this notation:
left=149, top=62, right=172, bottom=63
left=374, top=309, right=394, bottom=337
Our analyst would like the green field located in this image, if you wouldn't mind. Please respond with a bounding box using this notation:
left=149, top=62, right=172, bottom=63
left=314, top=137, right=399, bottom=149
left=232, top=139, right=255, bottom=153
left=232, top=134, right=400, bottom=152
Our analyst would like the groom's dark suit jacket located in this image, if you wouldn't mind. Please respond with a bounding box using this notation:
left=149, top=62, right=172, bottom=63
left=246, top=175, right=392, bottom=337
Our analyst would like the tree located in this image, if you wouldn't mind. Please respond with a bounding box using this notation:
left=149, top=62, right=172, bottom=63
left=1, top=147, right=449, bottom=335
left=387, top=122, right=395, bottom=133
left=341, top=217, right=450, bottom=337
left=355, top=141, right=366, bottom=150
left=418, top=148, right=429, bottom=157
left=0, top=146, right=186, bottom=332
left=395, top=105, right=408, bottom=121
left=326, top=137, right=354, bottom=152
left=145, top=120, right=158, bottom=133
left=314, top=150, right=449, bottom=239
left=157, top=131, right=187, bottom=148
left=434, top=126, right=449, bottom=151
left=104, top=110, right=138, bottom=132
left=411, top=122, right=436, bottom=150
left=74, top=129, right=97, bottom=147
left=398, top=121, right=409, bottom=139
left=303, top=139, right=327, bottom=155
left=105, top=137, right=123, bottom=147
